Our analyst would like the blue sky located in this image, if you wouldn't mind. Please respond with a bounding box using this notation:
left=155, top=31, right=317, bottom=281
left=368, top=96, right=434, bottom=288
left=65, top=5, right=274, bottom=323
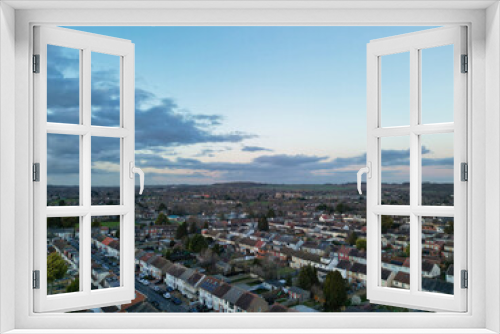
left=47, top=26, right=454, bottom=186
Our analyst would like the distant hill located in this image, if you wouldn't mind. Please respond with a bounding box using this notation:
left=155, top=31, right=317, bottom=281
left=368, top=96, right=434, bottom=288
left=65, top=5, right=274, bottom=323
left=211, top=182, right=265, bottom=187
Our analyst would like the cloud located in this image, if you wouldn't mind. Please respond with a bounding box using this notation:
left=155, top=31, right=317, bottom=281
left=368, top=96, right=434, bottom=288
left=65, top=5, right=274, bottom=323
left=134, top=98, right=255, bottom=150
left=422, top=157, right=454, bottom=166
left=242, top=146, right=273, bottom=152
left=194, top=147, right=233, bottom=157
left=253, top=154, right=328, bottom=166
left=45, top=48, right=453, bottom=185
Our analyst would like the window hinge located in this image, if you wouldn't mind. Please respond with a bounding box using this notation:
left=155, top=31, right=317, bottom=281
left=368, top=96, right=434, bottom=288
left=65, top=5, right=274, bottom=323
left=33, top=270, right=40, bottom=289
left=33, top=54, right=40, bottom=73
left=461, top=54, right=468, bottom=73
left=461, top=162, right=468, bottom=181
left=461, top=270, right=468, bottom=289
left=33, top=163, right=40, bottom=182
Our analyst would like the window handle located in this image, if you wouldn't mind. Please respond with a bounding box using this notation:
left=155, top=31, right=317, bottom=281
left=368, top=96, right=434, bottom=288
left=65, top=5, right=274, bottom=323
left=357, top=162, right=371, bottom=195
left=129, top=162, right=145, bottom=195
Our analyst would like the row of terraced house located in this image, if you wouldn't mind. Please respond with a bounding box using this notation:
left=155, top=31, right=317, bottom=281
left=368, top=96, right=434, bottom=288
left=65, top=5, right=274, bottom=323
left=134, top=250, right=269, bottom=312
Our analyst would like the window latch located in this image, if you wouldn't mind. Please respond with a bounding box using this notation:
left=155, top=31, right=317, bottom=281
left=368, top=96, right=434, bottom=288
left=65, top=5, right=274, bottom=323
left=129, top=162, right=145, bottom=195
left=357, top=162, right=371, bottom=195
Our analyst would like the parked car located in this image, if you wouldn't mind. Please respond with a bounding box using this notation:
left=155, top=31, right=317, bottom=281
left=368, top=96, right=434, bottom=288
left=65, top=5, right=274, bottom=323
left=172, top=298, right=182, bottom=305
left=163, top=292, right=171, bottom=299
left=166, top=286, right=174, bottom=292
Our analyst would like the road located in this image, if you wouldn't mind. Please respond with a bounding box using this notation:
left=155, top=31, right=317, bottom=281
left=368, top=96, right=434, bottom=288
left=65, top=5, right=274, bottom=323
left=134, top=278, right=188, bottom=313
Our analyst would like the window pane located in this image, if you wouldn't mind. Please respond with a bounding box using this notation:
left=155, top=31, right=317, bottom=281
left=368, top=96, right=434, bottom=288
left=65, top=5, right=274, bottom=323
left=91, top=52, right=121, bottom=127
left=380, top=52, right=410, bottom=127
left=421, top=45, right=454, bottom=124
left=421, top=216, right=454, bottom=295
left=381, top=136, right=410, bottom=205
left=91, top=137, right=121, bottom=205
left=47, top=134, right=80, bottom=206
left=47, top=217, right=80, bottom=295
left=421, top=133, right=454, bottom=206
left=47, top=45, right=80, bottom=124
left=91, top=216, right=121, bottom=290
left=380, top=215, right=410, bottom=290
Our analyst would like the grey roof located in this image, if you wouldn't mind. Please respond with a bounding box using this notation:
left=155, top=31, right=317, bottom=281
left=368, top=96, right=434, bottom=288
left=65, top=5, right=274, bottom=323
left=422, top=278, right=453, bottom=295
left=199, top=276, right=223, bottom=293
left=222, top=286, right=246, bottom=304
left=381, top=269, right=392, bottom=280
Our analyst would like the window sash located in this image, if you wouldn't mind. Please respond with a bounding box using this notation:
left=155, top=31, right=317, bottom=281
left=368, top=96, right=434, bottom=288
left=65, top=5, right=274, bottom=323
left=366, top=26, right=468, bottom=312
left=33, top=26, right=136, bottom=313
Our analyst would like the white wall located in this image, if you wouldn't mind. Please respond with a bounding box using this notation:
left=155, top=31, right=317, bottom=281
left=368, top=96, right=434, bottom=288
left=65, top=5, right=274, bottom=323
left=0, top=2, right=16, bottom=333
left=485, top=2, right=500, bottom=333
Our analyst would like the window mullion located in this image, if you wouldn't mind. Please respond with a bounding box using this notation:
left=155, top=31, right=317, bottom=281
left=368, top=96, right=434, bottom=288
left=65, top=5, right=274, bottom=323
left=409, top=47, right=420, bottom=294
left=81, top=48, right=92, bottom=295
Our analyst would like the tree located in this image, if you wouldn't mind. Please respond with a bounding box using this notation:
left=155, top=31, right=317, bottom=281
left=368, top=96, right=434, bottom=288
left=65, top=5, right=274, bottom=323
left=213, top=243, right=222, bottom=255
left=323, top=270, right=347, bottom=312
left=47, top=217, right=79, bottom=229
left=347, top=231, right=358, bottom=246
left=203, top=221, right=209, bottom=229
left=298, top=265, right=319, bottom=291
left=189, top=221, right=197, bottom=234
left=356, top=238, right=367, bottom=251
left=164, top=249, right=172, bottom=260
left=155, top=213, right=169, bottom=225
left=285, top=275, right=293, bottom=287
left=316, top=203, right=334, bottom=213
left=47, top=252, right=68, bottom=294
left=158, top=203, right=167, bottom=211
left=188, top=234, right=209, bottom=253
left=405, top=243, right=410, bottom=257
left=335, top=203, right=348, bottom=214
left=175, top=222, right=188, bottom=239
left=381, top=215, right=394, bottom=233
left=266, top=208, right=276, bottom=218
left=66, top=277, right=79, bottom=293
left=58, top=199, right=66, bottom=206
left=444, top=221, right=454, bottom=235
left=199, top=248, right=219, bottom=272
left=258, top=217, right=269, bottom=231
left=91, top=220, right=101, bottom=228
left=115, top=229, right=120, bottom=238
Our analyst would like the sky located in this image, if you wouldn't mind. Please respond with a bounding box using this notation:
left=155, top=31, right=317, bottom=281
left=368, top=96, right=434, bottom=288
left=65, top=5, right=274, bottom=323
left=46, top=26, right=454, bottom=186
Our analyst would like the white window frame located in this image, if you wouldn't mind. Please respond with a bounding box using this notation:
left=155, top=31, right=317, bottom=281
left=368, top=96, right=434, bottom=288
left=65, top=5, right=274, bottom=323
left=365, top=26, right=467, bottom=312
left=0, top=1, right=499, bottom=333
left=33, top=26, right=136, bottom=312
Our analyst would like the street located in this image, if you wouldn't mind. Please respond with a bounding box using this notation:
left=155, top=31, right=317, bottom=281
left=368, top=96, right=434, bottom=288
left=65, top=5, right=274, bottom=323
left=134, top=278, right=188, bottom=313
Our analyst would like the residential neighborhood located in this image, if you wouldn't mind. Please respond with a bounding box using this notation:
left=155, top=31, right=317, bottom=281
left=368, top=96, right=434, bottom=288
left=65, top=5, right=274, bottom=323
left=47, top=182, right=454, bottom=312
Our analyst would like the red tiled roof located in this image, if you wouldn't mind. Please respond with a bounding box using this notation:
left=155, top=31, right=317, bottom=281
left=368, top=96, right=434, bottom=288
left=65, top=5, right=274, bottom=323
left=102, top=237, right=115, bottom=246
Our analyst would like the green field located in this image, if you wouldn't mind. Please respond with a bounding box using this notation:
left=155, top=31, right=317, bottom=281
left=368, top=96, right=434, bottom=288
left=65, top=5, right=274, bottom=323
left=76, top=221, right=120, bottom=229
